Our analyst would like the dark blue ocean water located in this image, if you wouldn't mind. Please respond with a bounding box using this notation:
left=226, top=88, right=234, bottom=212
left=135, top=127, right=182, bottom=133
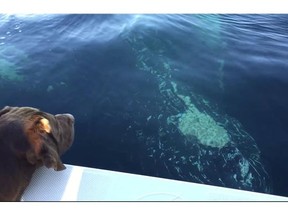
left=1, top=14, right=288, bottom=197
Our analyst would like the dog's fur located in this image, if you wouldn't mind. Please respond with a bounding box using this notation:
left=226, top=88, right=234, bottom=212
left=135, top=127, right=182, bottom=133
left=0, top=106, right=74, bottom=201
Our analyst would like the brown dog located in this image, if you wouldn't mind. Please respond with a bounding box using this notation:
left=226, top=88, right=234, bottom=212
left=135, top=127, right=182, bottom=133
left=0, top=106, right=75, bottom=201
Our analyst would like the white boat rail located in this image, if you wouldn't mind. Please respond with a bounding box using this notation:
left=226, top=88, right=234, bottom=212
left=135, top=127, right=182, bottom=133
left=22, top=164, right=288, bottom=201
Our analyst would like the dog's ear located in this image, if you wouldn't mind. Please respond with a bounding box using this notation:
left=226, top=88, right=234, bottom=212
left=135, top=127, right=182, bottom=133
left=25, top=117, right=66, bottom=171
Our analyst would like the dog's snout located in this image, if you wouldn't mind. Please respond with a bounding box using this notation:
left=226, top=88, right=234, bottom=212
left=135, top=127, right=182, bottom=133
left=55, top=113, right=75, bottom=124
left=63, top=114, right=74, bottom=122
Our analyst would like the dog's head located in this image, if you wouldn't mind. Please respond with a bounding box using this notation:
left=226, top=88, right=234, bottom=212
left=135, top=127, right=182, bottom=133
left=0, top=106, right=74, bottom=171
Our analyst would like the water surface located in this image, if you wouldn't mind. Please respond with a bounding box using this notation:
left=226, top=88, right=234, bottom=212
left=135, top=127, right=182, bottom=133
left=1, top=14, right=288, bottom=197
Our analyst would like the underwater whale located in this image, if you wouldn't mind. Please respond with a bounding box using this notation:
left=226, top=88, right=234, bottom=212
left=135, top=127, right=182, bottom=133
left=121, top=24, right=272, bottom=194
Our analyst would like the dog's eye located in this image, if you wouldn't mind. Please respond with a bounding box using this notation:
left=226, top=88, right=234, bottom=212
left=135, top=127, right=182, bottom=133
left=39, top=118, right=51, bottom=133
